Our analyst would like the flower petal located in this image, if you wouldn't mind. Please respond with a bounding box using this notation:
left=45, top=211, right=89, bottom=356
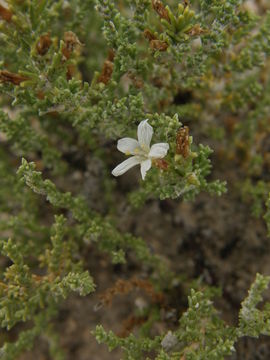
left=117, top=138, right=140, bottom=155
left=137, top=120, right=153, bottom=149
left=140, top=159, right=152, bottom=180
left=112, top=156, right=141, bottom=177
left=149, top=143, right=169, bottom=158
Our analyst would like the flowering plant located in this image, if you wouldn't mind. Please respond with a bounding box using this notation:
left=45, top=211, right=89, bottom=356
left=112, top=120, right=169, bottom=180
left=0, top=0, right=270, bottom=359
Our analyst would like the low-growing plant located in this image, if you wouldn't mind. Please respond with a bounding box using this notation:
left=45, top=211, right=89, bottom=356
left=0, top=0, right=270, bottom=359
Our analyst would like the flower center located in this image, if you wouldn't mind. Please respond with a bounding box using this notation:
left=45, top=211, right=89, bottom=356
left=130, top=146, right=148, bottom=157
left=140, top=143, right=149, bottom=151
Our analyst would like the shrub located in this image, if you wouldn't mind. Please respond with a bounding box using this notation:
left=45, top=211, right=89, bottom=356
left=0, top=0, right=270, bottom=359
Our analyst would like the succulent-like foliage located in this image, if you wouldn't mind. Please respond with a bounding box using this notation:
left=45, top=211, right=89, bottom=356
left=94, top=274, right=270, bottom=359
left=0, top=0, right=270, bottom=359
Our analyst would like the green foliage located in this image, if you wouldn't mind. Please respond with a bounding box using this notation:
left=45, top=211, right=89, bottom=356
left=95, top=274, right=270, bottom=360
left=238, top=274, right=270, bottom=337
left=0, top=109, right=65, bottom=171
left=1, top=311, right=54, bottom=360
left=160, top=4, right=196, bottom=42
left=0, top=222, right=95, bottom=329
left=241, top=180, right=270, bottom=218
left=265, top=193, right=270, bottom=237
left=0, top=0, right=270, bottom=358
left=17, top=158, right=168, bottom=273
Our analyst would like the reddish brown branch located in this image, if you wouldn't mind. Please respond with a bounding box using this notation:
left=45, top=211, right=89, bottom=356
left=176, top=126, right=190, bottom=158
left=151, top=0, right=170, bottom=22
left=0, top=4, right=12, bottom=22
left=99, top=277, right=164, bottom=307
left=97, top=50, right=115, bottom=85
left=36, top=33, right=52, bottom=56
left=0, top=70, right=28, bottom=85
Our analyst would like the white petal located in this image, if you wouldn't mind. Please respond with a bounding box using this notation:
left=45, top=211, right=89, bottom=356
left=140, top=159, right=152, bottom=180
left=149, top=143, right=169, bottom=158
left=117, top=138, right=140, bottom=155
left=137, top=120, right=153, bottom=149
left=112, top=156, right=141, bottom=177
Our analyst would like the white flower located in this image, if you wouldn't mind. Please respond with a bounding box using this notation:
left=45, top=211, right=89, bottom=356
left=112, top=120, right=169, bottom=180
